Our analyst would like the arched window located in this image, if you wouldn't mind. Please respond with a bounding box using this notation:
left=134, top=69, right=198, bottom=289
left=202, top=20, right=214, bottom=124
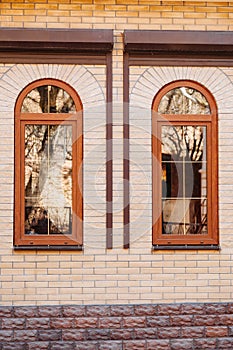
left=14, top=79, right=83, bottom=248
left=152, top=80, right=218, bottom=247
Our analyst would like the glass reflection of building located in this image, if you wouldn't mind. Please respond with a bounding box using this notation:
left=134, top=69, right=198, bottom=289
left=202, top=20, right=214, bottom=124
left=23, top=85, right=75, bottom=236
left=158, top=87, right=208, bottom=236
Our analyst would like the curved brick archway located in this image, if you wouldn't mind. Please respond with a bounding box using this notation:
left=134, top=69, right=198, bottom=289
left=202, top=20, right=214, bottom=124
left=0, top=63, right=105, bottom=111
left=130, top=66, right=233, bottom=113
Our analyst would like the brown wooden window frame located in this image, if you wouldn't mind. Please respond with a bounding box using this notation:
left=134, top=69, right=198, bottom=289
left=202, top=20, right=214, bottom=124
left=152, top=80, right=218, bottom=248
left=123, top=29, right=233, bottom=249
left=14, top=78, right=83, bottom=248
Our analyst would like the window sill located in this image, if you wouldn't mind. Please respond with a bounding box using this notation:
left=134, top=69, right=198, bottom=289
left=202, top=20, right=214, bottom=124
left=14, top=245, right=83, bottom=251
left=152, top=245, right=220, bottom=251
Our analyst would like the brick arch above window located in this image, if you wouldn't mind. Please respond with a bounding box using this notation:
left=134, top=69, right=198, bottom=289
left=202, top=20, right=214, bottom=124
left=128, top=67, right=229, bottom=249
left=1, top=62, right=110, bottom=250
left=0, top=63, right=105, bottom=112
left=130, top=66, right=233, bottom=115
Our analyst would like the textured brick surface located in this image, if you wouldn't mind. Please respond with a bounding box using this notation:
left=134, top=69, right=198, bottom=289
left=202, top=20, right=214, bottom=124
left=14, top=307, right=38, bottom=318
left=194, top=338, right=217, bottom=350
left=86, top=329, right=110, bottom=340
left=62, top=330, right=86, bottom=341
left=157, top=304, right=181, bottom=316
left=26, top=318, right=50, bottom=329
left=0, top=330, right=13, bottom=342
left=86, top=306, right=110, bottom=317
left=110, top=306, right=134, bottom=317
left=38, top=307, right=62, bottom=318
left=27, top=343, right=50, bottom=350
left=181, top=304, right=205, bottom=315
left=122, top=316, right=146, bottom=328
left=50, top=318, right=74, bottom=329
left=206, top=326, right=228, bottom=337
left=170, top=315, right=193, bottom=326
left=99, top=342, right=122, bottom=350
left=181, top=326, right=204, bottom=338
left=0, top=309, right=12, bottom=318
left=134, top=305, right=156, bottom=316
left=205, top=304, right=227, bottom=315
left=218, top=338, right=233, bottom=349
left=1, top=343, right=26, bottom=350
left=134, top=327, right=157, bottom=339
left=170, top=339, right=193, bottom=350
left=2, top=318, right=25, bottom=330
left=50, top=343, right=75, bottom=350
left=38, top=330, right=62, bottom=341
left=99, top=317, right=122, bottom=329
left=193, top=315, right=218, bottom=326
left=219, top=315, right=233, bottom=326
left=110, top=329, right=132, bottom=340
left=13, top=330, right=37, bottom=341
left=74, top=317, right=98, bottom=329
left=74, top=343, right=98, bottom=350
left=0, top=303, right=233, bottom=348
left=123, top=340, right=146, bottom=350
left=147, top=340, right=170, bottom=350
left=62, top=306, right=86, bottom=318
left=157, top=327, right=180, bottom=339
left=147, top=316, right=170, bottom=327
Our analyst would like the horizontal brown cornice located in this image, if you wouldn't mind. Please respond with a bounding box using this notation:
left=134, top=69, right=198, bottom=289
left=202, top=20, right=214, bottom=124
left=124, top=30, right=233, bottom=57
left=0, top=28, right=113, bottom=63
left=0, top=28, right=113, bottom=53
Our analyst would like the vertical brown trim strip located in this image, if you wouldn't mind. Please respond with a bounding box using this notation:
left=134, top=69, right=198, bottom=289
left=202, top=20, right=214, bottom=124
left=106, top=52, right=113, bottom=249
left=123, top=52, right=130, bottom=249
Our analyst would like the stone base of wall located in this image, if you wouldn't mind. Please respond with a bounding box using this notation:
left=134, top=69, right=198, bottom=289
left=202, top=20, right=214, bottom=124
left=0, top=302, right=233, bottom=349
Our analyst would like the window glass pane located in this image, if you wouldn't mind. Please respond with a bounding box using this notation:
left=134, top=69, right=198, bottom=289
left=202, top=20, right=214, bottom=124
left=21, top=85, right=76, bottom=113
left=158, top=87, right=210, bottom=114
left=162, top=126, right=206, bottom=161
left=24, top=124, right=73, bottom=235
left=162, top=198, right=207, bottom=235
left=162, top=161, right=183, bottom=198
left=161, top=125, right=207, bottom=235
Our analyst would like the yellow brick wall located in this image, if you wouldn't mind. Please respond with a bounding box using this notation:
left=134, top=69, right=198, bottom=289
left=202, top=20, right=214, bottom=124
left=0, top=1, right=233, bottom=31
left=0, top=1, right=233, bottom=306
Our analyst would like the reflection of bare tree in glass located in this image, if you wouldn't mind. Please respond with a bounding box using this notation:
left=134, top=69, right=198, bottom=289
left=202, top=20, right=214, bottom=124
left=24, top=87, right=74, bottom=235
left=25, top=125, right=48, bottom=197
left=37, top=86, right=57, bottom=113
left=22, top=85, right=75, bottom=113
left=160, top=87, right=208, bottom=235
